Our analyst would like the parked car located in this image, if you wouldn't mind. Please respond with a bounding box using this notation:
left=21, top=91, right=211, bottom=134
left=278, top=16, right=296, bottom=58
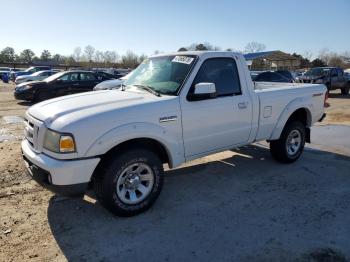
left=93, top=72, right=131, bottom=91
left=105, top=68, right=131, bottom=79
left=0, top=67, right=11, bottom=81
left=276, top=70, right=295, bottom=81
left=299, top=67, right=350, bottom=94
left=9, top=68, right=22, bottom=81
left=21, top=51, right=327, bottom=216
left=12, top=66, right=52, bottom=80
left=254, top=71, right=294, bottom=83
left=250, top=71, right=264, bottom=81
left=14, top=70, right=114, bottom=102
left=344, top=69, right=350, bottom=81
left=15, top=70, right=60, bottom=84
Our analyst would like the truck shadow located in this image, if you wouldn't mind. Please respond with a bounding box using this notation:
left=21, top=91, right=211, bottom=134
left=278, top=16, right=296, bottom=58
left=47, top=144, right=350, bottom=261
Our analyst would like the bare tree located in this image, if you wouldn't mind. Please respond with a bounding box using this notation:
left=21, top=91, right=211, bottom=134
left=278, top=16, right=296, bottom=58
left=122, top=50, right=139, bottom=68
left=302, top=50, right=313, bottom=61
left=138, top=53, right=147, bottom=64
left=84, top=45, right=95, bottom=62
left=244, top=41, right=266, bottom=53
left=94, top=51, right=104, bottom=63
left=318, top=48, right=330, bottom=64
left=103, top=51, right=119, bottom=64
left=73, top=47, right=82, bottom=62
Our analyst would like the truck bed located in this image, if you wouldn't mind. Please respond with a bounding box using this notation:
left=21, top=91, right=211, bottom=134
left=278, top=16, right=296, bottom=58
left=253, top=82, right=326, bottom=141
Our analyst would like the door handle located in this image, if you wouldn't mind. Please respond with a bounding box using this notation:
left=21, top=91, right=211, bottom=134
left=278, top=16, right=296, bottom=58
left=238, top=102, right=248, bottom=109
left=73, top=83, right=79, bottom=86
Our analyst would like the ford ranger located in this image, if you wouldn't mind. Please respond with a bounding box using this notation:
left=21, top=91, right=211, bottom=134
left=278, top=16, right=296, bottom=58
left=21, top=51, right=327, bottom=216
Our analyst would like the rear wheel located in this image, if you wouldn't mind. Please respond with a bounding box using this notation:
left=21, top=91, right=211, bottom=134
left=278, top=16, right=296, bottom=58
left=341, top=86, right=349, bottom=95
left=94, top=148, right=164, bottom=216
left=270, top=121, right=306, bottom=163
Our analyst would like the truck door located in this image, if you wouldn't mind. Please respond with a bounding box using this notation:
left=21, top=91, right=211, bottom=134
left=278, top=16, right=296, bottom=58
left=180, top=57, right=253, bottom=157
left=330, top=68, right=341, bottom=89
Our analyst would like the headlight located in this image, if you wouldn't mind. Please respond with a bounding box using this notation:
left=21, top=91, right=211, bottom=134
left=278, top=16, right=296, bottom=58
left=43, top=129, right=76, bottom=153
left=20, top=85, right=32, bottom=90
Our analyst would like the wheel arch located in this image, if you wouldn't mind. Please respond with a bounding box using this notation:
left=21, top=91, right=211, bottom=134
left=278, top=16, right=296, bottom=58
left=90, top=137, right=173, bottom=186
left=270, top=98, right=313, bottom=141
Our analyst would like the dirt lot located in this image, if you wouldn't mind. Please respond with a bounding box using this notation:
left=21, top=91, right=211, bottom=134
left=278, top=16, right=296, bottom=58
left=1, top=82, right=350, bottom=261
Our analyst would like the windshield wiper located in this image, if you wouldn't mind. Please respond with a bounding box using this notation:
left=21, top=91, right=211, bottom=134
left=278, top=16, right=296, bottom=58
left=134, top=84, right=161, bottom=97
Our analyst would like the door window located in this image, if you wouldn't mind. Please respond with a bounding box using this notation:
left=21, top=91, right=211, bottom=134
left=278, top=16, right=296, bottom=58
left=191, top=58, right=241, bottom=96
left=80, top=73, right=96, bottom=81
left=58, top=73, right=79, bottom=82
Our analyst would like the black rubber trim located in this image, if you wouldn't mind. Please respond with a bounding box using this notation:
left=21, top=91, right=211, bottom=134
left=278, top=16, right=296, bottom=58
left=22, top=154, right=88, bottom=197
left=318, top=113, right=326, bottom=122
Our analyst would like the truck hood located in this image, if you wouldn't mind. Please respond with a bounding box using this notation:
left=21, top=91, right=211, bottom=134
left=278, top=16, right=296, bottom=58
left=27, top=89, right=169, bottom=127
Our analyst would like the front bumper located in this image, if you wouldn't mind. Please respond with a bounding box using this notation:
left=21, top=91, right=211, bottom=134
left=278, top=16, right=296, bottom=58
left=14, top=90, right=34, bottom=101
left=21, top=140, right=100, bottom=196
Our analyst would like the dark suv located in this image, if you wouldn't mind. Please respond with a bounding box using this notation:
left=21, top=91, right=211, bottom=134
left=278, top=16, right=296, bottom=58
left=299, top=67, right=350, bottom=94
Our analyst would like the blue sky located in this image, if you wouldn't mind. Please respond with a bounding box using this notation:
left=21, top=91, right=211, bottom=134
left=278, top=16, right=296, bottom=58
left=1, top=0, right=349, bottom=57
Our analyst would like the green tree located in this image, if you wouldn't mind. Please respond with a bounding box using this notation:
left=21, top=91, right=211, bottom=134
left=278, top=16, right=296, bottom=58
left=20, top=49, right=35, bottom=63
left=0, top=47, right=16, bottom=62
left=292, top=53, right=310, bottom=68
left=178, top=47, right=188, bottom=51
left=195, top=43, right=208, bottom=51
left=52, top=54, right=63, bottom=62
left=40, top=50, right=51, bottom=61
left=311, top=58, right=326, bottom=67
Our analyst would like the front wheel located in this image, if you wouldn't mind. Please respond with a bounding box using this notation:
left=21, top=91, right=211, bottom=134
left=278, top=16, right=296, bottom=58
left=270, top=121, right=306, bottom=163
left=94, top=149, right=164, bottom=216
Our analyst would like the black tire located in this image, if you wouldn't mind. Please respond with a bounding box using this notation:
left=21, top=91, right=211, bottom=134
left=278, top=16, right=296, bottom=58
left=270, top=121, right=306, bottom=163
left=341, top=86, right=349, bottom=95
left=94, top=148, right=164, bottom=217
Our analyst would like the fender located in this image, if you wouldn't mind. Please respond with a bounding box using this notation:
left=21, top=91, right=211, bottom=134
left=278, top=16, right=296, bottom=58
left=269, top=97, right=313, bottom=140
left=83, top=122, right=185, bottom=168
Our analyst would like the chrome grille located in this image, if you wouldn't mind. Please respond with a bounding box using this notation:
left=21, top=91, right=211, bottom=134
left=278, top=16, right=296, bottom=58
left=24, top=114, right=45, bottom=153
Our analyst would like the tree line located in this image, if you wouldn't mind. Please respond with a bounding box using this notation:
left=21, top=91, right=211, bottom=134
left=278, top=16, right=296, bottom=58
left=0, top=46, right=145, bottom=68
left=0, top=42, right=349, bottom=69
left=177, top=42, right=350, bottom=69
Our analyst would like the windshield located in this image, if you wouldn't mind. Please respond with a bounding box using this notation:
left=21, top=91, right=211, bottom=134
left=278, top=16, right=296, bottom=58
left=124, top=55, right=197, bottom=95
left=305, top=68, right=330, bottom=76
left=0, top=67, right=10, bottom=71
left=44, top=71, right=66, bottom=82
left=32, top=71, right=45, bottom=76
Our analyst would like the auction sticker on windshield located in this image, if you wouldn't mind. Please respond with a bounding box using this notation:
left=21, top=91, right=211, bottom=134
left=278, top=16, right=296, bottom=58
left=172, top=56, right=194, bottom=64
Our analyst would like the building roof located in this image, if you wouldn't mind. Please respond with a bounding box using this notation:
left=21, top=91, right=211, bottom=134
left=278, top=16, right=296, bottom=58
left=244, top=50, right=299, bottom=61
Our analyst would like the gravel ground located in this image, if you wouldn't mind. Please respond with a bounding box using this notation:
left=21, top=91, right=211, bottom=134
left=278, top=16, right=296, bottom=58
left=0, top=82, right=349, bottom=262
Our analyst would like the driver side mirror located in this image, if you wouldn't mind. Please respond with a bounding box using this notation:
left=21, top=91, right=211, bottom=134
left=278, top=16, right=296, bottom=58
left=188, top=82, right=217, bottom=101
left=55, top=79, right=63, bottom=84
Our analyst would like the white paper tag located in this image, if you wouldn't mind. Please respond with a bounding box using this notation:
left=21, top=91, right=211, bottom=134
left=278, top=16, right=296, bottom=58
left=172, top=56, right=194, bottom=64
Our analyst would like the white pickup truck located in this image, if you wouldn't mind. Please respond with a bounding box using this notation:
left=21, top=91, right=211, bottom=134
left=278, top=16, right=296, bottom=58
left=22, top=51, right=327, bottom=216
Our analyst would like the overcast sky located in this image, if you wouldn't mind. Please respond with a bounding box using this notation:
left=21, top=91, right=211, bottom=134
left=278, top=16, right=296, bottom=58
left=1, top=0, right=349, bottom=57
